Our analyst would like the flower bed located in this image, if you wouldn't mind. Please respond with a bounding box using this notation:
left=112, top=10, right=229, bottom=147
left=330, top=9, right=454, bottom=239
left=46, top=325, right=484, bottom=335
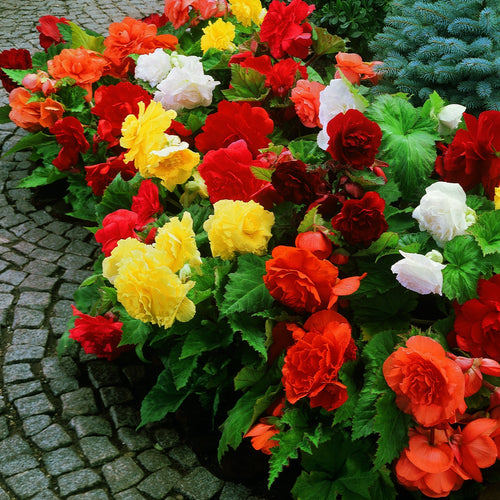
left=1, top=0, right=500, bottom=498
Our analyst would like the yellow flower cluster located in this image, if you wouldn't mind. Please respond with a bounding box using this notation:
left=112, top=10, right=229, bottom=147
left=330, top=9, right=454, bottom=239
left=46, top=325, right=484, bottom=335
left=200, top=18, right=236, bottom=54
left=495, top=186, right=500, bottom=210
left=102, top=213, right=200, bottom=329
left=204, top=199, right=275, bottom=260
left=120, top=101, right=200, bottom=190
left=229, top=0, right=266, bottom=27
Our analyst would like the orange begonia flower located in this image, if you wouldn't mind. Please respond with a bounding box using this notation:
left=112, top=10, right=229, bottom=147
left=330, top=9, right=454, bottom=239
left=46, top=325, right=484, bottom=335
left=47, top=47, right=108, bottom=101
left=8, top=87, right=42, bottom=131
left=290, top=79, right=325, bottom=128
left=335, top=52, right=382, bottom=85
left=38, top=97, right=65, bottom=129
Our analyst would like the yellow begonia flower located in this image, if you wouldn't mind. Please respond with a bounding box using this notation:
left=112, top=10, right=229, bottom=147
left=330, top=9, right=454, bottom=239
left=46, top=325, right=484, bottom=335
left=102, top=237, right=154, bottom=285
left=200, top=18, right=236, bottom=54
left=148, top=135, right=200, bottom=191
left=180, top=169, right=209, bottom=207
left=114, top=250, right=195, bottom=329
left=204, top=199, right=275, bottom=260
left=495, top=186, right=500, bottom=210
left=154, top=212, right=202, bottom=273
left=120, top=101, right=176, bottom=172
left=229, top=0, right=265, bottom=27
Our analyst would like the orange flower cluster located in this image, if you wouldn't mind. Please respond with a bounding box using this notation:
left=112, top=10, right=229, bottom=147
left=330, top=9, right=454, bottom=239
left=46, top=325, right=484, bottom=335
left=103, top=17, right=177, bottom=77
left=396, top=420, right=499, bottom=498
left=334, top=52, right=382, bottom=85
left=8, top=87, right=64, bottom=131
left=47, top=47, right=108, bottom=101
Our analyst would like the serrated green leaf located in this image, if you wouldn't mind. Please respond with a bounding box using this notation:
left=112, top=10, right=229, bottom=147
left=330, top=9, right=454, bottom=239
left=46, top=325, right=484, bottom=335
left=201, top=48, right=231, bottom=72
left=250, top=165, right=273, bottom=182
left=2, top=131, right=51, bottom=159
left=442, top=235, right=489, bottom=303
left=116, top=306, right=151, bottom=346
left=228, top=313, right=268, bottom=359
left=1, top=68, right=33, bottom=85
left=139, top=369, right=191, bottom=427
left=220, top=254, right=273, bottom=316
left=57, top=84, right=89, bottom=115
left=16, top=164, right=66, bottom=188
left=68, top=21, right=105, bottom=52
left=288, top=139, right=328, bottom=164
left=468, top=211, right=500, bottom=256
left=234, top=364, right=267, bottom=391
left=165, top=343, right=199, bottom=390
left=466, top=194, right=495, bottom=213
left=306, top=65, right=324, bottom=84
left=221, top=64, right=269, bottom=101
left=333, top=360, right=361, bottom=426
left=95, top=174, right=142, bottom=222
left=292, top=471, right=340, bottom=500
left=64, top=176, right=97, bottom=222
left=366, top=94, right=439, bottom=202
left=373, top=391, right=411, bottom=468
left=297, top=206, right=325, bottom=233
left=180, top=317, right=233, bottom=359
left=0, top=105, right=10, bottom=124
left=312, top=26, right=346, bottom=56
left=354, top=232, right=399, bottom=259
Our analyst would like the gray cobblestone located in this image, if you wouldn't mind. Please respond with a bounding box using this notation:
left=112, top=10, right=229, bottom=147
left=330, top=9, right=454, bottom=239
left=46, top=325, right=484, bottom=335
left=0, top=454, right=39, bottom=477
left=23, top=414, right=52, bottom=437
left=61, top=388, right=99, bottom=419
left=88, top=361, right=122, bottom=388
left=2, top=251, right=29, bottom=266
left=19, top=274, right=58, bottom=291
left=58, top=468, right=102, bottom=496
left=0, top=435, right=31, bottom=459
left=117, top=427, right=153, bottom=452
left=59, top=253, right=92, bottom=269
left=14, top=392, right=55, bottom=417
left=114, top=490, right=146, bottom=500
left=38, top=233, right=69, bottom=250
left=137, top=449, right=171, bottom=472
left=0, top=416, right=8, bottom=439
left=5, top=468, right=50, bottom=499
left=169, top=445, right=200, bottom=468
left=12, top=307, right=45, bottom=328
left=3, top=363, right=34, bottom=383
left=68, top=490, right=110, bottom=500
left=178, top=467, right=224, bottom=500
left=12, top=240, right=37, bottom=255
left=6, top=380, right=43, bottom=402
left=31, top=423, right=72, bottom=451
left=22, top=260, right=57, bottom=275
left=80, top=436, right=120, bottom=466
left=30, top=248, right=64, bottom=262
left=69, top=415, right=113, bottom=438
left=109, top=405, right=140, bottom=429
left=5, top=344, right=45, bottom=364
left=100, top=386, right=134, bottom=408
left=137, top=467, right=181, bottom=499
left=12, top=328, right=49, bottom=346
left=17, top=291, right=52, bottom=310
left=102, top=456, right=145, bottom=493
left=43, top=447, right=85, bottom=476
left=0, top=268, right=27, bottom=285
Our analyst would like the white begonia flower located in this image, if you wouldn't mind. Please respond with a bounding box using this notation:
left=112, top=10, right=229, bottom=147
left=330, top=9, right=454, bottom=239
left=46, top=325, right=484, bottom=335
left=134, top=48, right=172, bottom=87
left=317, top=79, right=368, bottom=150
left=391, top=251, right=446, bottom=295
left=153, top=134, right=189, bottom=158
left=438, top=104, right=466, bottom=136
left=412, top=182, right=476, bottom=247
left=154, top=58, right=219, bottom=111
left=169, top=52, right=200, bottom=70
left=425, top=249, right=444, bottom=264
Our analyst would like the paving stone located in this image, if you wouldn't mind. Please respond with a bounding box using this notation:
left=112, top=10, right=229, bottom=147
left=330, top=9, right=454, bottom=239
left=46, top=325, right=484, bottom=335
left=30, top=492, right=59, bottom=500
left=23, top=414, right=51, bottom=437
left=41, top=356, right=78, bottom=379
left=66, top=226, right=93, bottom=240
left=88, top=361, right=122, bottom=388
left=66, top=240, right=98, bottom=257
left=137, top=449, right=171, bottom=472
left=2, top=251, right=29, bottom=266
left=0, top=282, right=14, bottom=293
left=122, top=365, right=147, bottom=386
left=59, top=253, right=92, bottom=269
left=177, top=467, right=224, bottom=500
left=3, top=363, right=34, bottom=383
left=49, top=315, right=72, bottom=337
left=114, top=489, right=146, bottom=500
left=0, top=268, right=27, bottom=285
left=68, top=490, right=110, bottom=500
left=12, top=307, right=45, bottom=328
left=19, top=274, right=58, bottom=291
left=58, top=281, right=79, bottom=299
left=61, top=388, right=99, bottom=419
left=5, top=468, right=50, bottom=499
left=70, top=415, right=113, bottom=438
left=22, top=227, right=49, bottom=243
left=58, top=468, right=102, bottom=496
left=80, top=436, right=120, bottom=466
left=45, top=220, right=73, bottom=235
left=5, top=344, right=45, bottom=364
left=30, top=211, right=52, bottom=226
left=0, top=453, right=39, bottom=477
left=12, top=328, right=49, bottom=346
left=14, top=393, right=55, bottom=417
left=219, top=482, right=252, bottom=500
left=49, top=376, right=80, bottom=396
left=0, top=292, right=14, bottom=310
left=109, top=405, right=140, bottom=429
left=0, top=415, right=9, bottom=439
left=154, top=427, right=181, bottom=450
left=117, top=427, right=153, bottom=452
left=31, top=423, right=72, bottom=450
left=62, top=268, right=94, bottom=283
left=168, top=444, right=200, bottom=468
left=43, top=447, right=85, bottom=476
left=22, top=260, right=57, bottom=276
left=0, top=397, right=5, bottom=414
left=38, top=233, right=68, bottom=250
left=17, top=291, right=51, bottom=310
left=0, top=260, right=9, bottom=274
left=137, top=467, right=183, bottom=499
left=99, top=386, right=134, bottom=408
left=0, top=489, right=8, bottom=500
left=30, top=248, right=63, bottom=262
left=102, top=456, right=145, bottom=493
left=52, top=299, right=74, bottom=318
left=12, top=240, right=37, bottom=255
left=6, top=380, right=42, bottom=401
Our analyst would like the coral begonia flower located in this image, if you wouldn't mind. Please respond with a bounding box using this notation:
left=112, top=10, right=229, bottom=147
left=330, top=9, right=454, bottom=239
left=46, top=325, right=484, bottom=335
left=244, top=422, right=280, bottom=455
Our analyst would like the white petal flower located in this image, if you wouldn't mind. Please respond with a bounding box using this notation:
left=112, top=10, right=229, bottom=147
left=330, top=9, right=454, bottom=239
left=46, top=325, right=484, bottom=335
left=391, top=251, right=446, bottom=295
left=135, top=48, right=172, bottom=88
left=438, top=104, right=466, bottom=136
left=153, top=134, right=189, bottom=158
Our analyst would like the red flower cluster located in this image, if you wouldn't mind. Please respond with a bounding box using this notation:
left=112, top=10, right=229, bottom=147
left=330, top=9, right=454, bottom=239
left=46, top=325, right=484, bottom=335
left=326, top=109, right=382, bottom=168
left=331, top=191, right=388, bottom=247
left=69, top=306, right=130, bottom=361
left=0, top=48, right=32, bottom=92
left=195, top=100, right=274, bottom=157
left=85, top=153, right=136, bottom=197
left=131, top=179, right=163, bottom=228
left=435, top=110, right=500, bottom=200
left=50, top=117, right=90, bottom=171
left=264, top=246, right=365, bottom=313
left=36, top=15, right=70, bottom=51
left=452, top=274, right=500, bottom=362
left=260, top=0, right=315, bottom=60
left=448, top=353, right=500, bottom=397
left=383, top=336, right=466, bottom=427
left=281, top=309, right=357, bottom=411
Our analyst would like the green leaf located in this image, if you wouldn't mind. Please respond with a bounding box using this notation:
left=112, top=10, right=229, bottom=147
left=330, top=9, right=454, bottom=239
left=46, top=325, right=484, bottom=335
left=292, top=471, right=340, bottom=500
left=288, top=139, right=328, bottom=164
left=0, top=105, right=11, bottom=124
left=139, top=369, right=191, bottom=427
left=1, top=68, right=33, bottom=85
left=201, top=48, right=231, bottom=72
left=366, top=94, right=439, bottom=202
left=181, top=317, right=233, bottom=359
left=220, top=254, right=274, bottom=317
left=312, top=26, right=346, bottom=56
left=2, top=131, right=51, bottom=159
left=64, top=177, right=97, bottom=222
left=228, top=313, right=268, bottom=359
left=117, top=307, right=152, bottom=346
left=166, top=343, right=199, bottom=390
left=468, top=211, right=500, bottom=256
left=443, top=235, right=490, bottom=303
left=297, top=206, right=326, bottom=233
left=16, top=164, right=66, bottom=188
left=57, top=84, right=89, bottom=115
left=95, top=174, right=142, bottom=222
left=234, top=364, right=267, bottom=391
left=466, top=195, right=495, bottom=213
left=354, top=232, right=399, bottom=259
left=421, top=90, right=444, bottom=122
left=217, top=381, right=281, bottom=461
left=221, top=65, right=269, bottom=102
left=250, top=165, right=273, bottom=182
left=306, top=65, right=324, bottom=84
left=68, top=21, right=105, bottom=52
left=373, top=391, right=411, bottom=468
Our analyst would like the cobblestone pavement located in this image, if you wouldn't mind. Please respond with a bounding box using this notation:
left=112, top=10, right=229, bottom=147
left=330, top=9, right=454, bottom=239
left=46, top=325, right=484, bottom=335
left=0, top=2, right=269, bottom=499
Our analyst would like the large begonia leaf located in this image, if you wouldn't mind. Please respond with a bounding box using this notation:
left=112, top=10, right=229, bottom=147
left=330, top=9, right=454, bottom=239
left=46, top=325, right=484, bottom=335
left=366, top=94, right=439, bottom=202
left=468, top=211, right=500, bottom=256
left=222, top=65, right=269, bottom=102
